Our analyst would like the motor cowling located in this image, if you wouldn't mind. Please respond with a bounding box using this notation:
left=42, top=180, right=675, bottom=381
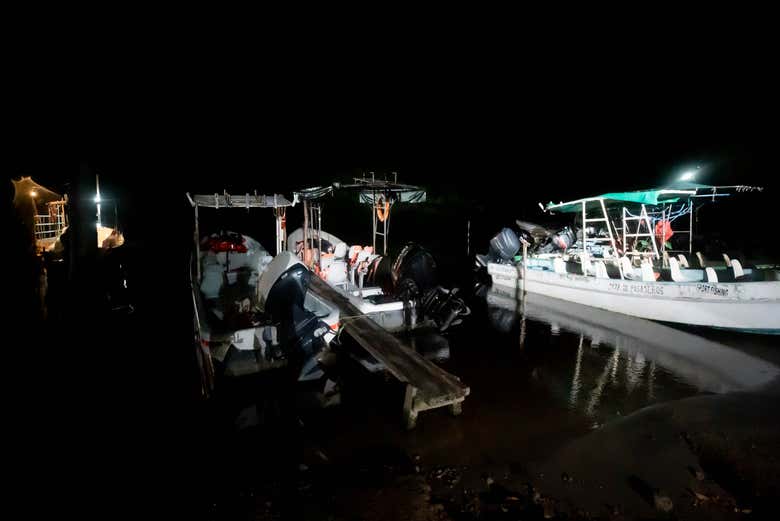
left=490, top=228, right=521, bottom=262
left=261, top=253, right=329, bottom=367
left=392, top=243, right=438, bottom=298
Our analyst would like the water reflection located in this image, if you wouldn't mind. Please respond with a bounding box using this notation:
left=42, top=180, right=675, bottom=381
left=483, top=284, right=779, bottom=426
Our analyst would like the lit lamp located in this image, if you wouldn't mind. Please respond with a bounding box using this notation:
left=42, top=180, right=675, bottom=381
left=29, top=190, right=38, bottom=245
left=679, top=165, right=701, bottom=181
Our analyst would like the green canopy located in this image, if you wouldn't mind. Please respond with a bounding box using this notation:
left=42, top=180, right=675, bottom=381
left=545, top=183, right=715, bottom=213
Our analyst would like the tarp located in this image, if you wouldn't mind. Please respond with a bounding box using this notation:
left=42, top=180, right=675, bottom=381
left=293, top=183, right=427, bottom=204
left=358, top=190, right=426, bottom=204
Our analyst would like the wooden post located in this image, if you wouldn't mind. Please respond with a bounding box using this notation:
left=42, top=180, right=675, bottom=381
left=466, top=219, right=470, bottom=256
left=581, top=201, right=587, bottom=250
left=403, top=384, right=418, bottom=430
left=303, top=199, right=309, bottom=267
left=522, top=240, right=528, bottom=297
left=194, top=203, right=200, bottom=281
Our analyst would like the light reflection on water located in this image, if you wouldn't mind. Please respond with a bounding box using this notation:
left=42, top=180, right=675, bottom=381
left=479, top=284, right=780, bottom=429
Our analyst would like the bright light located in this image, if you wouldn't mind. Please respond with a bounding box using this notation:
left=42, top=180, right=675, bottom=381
left=680, top=171, right=696, bottom=181
left=30, top=190, right=37, bottom=197
left=94, top=195, right=101, bottom=203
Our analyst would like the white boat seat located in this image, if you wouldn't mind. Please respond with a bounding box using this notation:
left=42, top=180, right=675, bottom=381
left=580, top=251, right=594, bottom=276
left=348, top=245, right=363, bottom=263
left=669, top=257, right=703, bottom=282
left=731, top=259, right=744, bottom=279
left=325, top=259, right=348, bottom=284
left=553, top=257, right=567, bottom=274
left=640, top=261, right=656, bottom=282
left=594, top=260, right=609, bottom=279
left=669, top=257, right=683, bottom=282
left=356, top=250, right=373, bottom=264
left=696, top=251, right=706, bottom=268
left=619, top=256, right=641, bottom=280
left=677, top=254, right=689, bottom=268
left=705, top=267, right=718, bottom=283
left=334, top=242, right=348, bottom=259
left=722, top=253, right=732, bottom=267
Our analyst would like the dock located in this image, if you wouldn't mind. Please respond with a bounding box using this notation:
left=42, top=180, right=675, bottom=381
left=309, top=276, right=470, bottom=428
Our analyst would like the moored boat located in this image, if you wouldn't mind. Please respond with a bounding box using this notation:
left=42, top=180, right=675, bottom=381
left=481, top=183, right=780, bottom=334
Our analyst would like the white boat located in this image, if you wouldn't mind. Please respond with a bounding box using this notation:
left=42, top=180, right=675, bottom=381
left=289, top=176, right=469, bottom=334
left=187, top=192, right=340, bottom=397
left=482, top=183, right=780, bottom=334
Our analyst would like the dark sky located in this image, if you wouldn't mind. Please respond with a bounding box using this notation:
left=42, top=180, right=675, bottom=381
left=10, top=70, right=779, bottom=250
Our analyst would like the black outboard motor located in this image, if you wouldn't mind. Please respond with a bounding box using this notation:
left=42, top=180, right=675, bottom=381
left=392, top=243, right=470, bottom=332
left=392, top=243, right=439, bottom=298
left=262, top=257, right=330, bottom=373
left=476, top=227, right=520, bottom=266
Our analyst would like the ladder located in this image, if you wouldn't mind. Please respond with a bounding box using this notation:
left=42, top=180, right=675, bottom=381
left=581, top=198, right=618, bottom=258
left=622, top=204, right=659, bottom=261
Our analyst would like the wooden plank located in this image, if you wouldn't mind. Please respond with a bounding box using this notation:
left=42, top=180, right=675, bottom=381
left=309, top=276, right=469, bottom=415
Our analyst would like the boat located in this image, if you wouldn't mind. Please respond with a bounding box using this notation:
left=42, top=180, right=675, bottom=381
left=187, top=192, right=341, bottom=397
left=480, top=183, right=780, bottom=334
left=288, top=174, right=469, bottom=334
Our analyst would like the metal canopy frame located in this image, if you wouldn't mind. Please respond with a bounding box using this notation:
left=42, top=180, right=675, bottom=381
left=545, top=184, right=765, bottom=270
left=293, top=173, right=426, bottom=262
left=187, top=191, right=292, bottom=280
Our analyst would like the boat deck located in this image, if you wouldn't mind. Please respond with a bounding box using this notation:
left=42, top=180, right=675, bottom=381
left=309, top=276, right=469, bottom=428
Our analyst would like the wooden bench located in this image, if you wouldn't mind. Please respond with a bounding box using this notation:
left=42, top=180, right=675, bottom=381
left=309, top=276, right=470, bottom=428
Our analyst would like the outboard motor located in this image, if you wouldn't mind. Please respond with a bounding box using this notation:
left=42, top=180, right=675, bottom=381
left=392, top=243, right=439, bottom=298
left=392, top=243, right=470, bottom=332
left=476, top=227, right=520, bottom=266
left=258, top=252, right=330, bottom=377
left=420, top=286, right=470, bottom=332
left=537, top=226, right=576, bottom=254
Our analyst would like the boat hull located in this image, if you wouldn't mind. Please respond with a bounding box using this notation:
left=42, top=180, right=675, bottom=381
left=487, top=262, right=780, bottom=333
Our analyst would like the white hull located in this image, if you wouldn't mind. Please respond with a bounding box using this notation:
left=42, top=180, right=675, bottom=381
left=487, top=262, right=780, bottom=333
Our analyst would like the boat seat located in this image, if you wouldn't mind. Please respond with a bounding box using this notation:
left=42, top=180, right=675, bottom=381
left=705, top=267, right=718, bottom=283
left=696, top=251, right=706, bottom=268
left=619, top=256, right=643, bottom=280
left=640, top=261, right=657, bottom=282
left=594, top=260, right=609, bottom=279
left=677, top=254, right=689, bottom=268
left=580, top=251, right=594, bottom=276
left=324, top=259, right=348, bottom=284
left=334, top=242, right=348, bottom=259
left=669, top=257, right=703, bottom=282
left=553, top=257, right=567, bottom=274
left=731, top=259, right=751, bottom=281
left=669, top=257, right=683, bottom=282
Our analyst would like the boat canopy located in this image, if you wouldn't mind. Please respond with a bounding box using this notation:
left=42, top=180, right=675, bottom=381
left=293, top=179, right=426, bottom=205
left=187, top=192, right=292, bottom=209
left=543, top=182, right=754, bottom=213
